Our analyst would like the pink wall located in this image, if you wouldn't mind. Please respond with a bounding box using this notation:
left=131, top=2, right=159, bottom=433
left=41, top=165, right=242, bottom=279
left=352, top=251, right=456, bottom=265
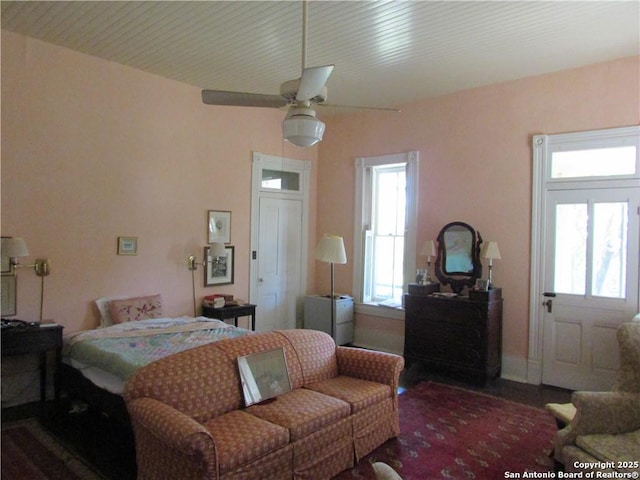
left=317, top=55, right=640, bottom=369
left=1, top=31, right=318, bottom=333
left=2, top=28, right=638, bottom=384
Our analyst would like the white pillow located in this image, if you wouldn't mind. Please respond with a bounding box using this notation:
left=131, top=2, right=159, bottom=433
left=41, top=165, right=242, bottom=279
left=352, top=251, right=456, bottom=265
left=371, top=462, right=403, bottom=480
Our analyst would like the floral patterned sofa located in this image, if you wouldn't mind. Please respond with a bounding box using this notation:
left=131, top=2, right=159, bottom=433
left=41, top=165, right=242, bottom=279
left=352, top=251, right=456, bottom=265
left=123, top=329, right=404, bottom=480
left=554, top=321, right=640, bottom=475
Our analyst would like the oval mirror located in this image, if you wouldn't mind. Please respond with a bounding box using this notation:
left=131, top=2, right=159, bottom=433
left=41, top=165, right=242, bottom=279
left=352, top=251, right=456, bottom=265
left=434, top=221, right=483, bottom=294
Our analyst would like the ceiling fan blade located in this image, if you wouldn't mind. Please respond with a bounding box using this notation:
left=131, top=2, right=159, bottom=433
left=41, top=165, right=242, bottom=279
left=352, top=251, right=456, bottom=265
left=201, top=90, right=288, bottom=108
left=296, top=65, right=334, bottom=101
left=317, top=102, right=401, bottom=113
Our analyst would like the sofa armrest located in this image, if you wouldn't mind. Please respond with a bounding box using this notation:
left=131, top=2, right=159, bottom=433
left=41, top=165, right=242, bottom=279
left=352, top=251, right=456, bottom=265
left=336, top=347, right=404, bottom=394
left=571, top=391, right=640, bottom=435
left=555, top=391, right=640, bottom=464
left=128, top=397, right=218, bottom=479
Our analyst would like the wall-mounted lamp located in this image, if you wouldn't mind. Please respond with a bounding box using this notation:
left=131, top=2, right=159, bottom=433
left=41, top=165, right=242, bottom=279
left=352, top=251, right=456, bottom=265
left=419, top=240, right=436, bottom=284
left=315, top=234, right=347, bottom=339
left=1, top=237, right=51, bottom=322
left=187, top=242, right=226, bottom=316
left=481, top=241, right=501, bottom=287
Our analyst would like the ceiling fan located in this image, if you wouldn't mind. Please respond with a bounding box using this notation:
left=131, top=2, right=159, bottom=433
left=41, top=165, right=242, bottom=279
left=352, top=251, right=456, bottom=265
left=201, top=1, right=397, bottom=147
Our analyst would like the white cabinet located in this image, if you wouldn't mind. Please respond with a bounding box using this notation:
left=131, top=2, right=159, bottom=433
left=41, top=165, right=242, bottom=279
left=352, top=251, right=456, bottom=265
left=303, top=295, right=354, bottom=345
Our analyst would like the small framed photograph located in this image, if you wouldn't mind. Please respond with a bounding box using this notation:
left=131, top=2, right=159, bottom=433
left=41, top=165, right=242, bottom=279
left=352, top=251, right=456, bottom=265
left=117, top=237, right=138, bottom=255
left=474, top=279, right=490, bottom=291
left=204, top=245, right=234, bottom=286
left=208, top=210, right=231, bottom=244
left=237, top=347, right=292, bottom=407
left=1, top=275, right=17, bottom=316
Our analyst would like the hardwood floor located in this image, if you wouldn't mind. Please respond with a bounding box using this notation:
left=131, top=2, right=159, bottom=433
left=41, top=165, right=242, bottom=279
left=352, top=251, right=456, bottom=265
left=2, top=364, right=572, bottom=480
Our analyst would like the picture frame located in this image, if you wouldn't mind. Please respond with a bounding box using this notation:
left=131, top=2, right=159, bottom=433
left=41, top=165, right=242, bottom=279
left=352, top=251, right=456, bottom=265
left=204, top=245, right=234, bottom=286
left=1, top=237, right=11, bottom=273
left=117, top=237, right=138, bottom=255
left=1, top=275, right=17, bottom=316
left=208, top=210, right=231, bottom=244
left=237, top=347, right=292, bottom=407
left=474, top=279, right=490, bottom=291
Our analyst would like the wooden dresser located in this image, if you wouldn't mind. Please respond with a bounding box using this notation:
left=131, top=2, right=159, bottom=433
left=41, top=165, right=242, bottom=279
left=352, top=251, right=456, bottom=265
left=403, top=285, right=502, bottom=385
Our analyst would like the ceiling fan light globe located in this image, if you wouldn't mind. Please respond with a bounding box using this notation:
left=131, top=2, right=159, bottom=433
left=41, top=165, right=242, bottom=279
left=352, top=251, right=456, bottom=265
left=283, top=116, right=325, bottom=147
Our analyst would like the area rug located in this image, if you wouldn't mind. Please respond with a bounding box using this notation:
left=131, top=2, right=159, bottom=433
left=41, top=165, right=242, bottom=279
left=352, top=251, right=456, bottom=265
left=334, top=381, right=557, bottom=480
left=1, top=419, right=105, bottom=480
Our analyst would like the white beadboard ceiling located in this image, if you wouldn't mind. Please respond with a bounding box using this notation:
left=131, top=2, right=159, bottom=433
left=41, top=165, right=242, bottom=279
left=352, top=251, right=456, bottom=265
left=2, top=1, right=638, bottom=110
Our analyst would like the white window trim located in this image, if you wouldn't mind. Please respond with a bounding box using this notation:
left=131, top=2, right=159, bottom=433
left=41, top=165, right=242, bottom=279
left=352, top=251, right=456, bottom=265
left=353, top=151, right=419, bottom=317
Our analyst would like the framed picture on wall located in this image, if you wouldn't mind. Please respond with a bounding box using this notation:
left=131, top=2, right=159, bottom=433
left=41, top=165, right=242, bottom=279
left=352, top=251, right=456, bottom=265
left=1, top=275, right=17, bottom=317
left=1, top=237, right=12, bottom=274
left=208, top=210, right=231, bottom=244
left=118, top=237, right=138, bottom=255
left=204, top=245, right=234, bottom=286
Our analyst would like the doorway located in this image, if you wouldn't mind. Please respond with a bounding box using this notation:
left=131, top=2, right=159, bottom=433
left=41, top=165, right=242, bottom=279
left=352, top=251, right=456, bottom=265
left=529, top=126, right=640, bottom=390
left=249, top=152, right=310, bottom=332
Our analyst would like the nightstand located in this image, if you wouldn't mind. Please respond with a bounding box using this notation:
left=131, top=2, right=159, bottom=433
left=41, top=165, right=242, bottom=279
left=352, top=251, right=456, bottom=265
left=1, top=324, right=64, bottom=409
left=202, top=304, right=256, bottom=331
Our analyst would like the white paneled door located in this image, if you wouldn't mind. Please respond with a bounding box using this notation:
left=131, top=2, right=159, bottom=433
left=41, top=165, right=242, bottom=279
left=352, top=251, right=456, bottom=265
left=250, top=152, right=310, bottom=333
left=255, top=196, right=303, bottom=332
left=541, top=187, right=639, bottom=390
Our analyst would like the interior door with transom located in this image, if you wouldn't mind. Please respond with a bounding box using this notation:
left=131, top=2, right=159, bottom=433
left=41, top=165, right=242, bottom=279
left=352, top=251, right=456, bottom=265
left=542, top=187, right=639, bottom=390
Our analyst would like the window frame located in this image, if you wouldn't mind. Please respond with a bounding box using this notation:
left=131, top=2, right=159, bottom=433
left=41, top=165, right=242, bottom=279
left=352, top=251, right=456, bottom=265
left=353, top=151, right=419, bottom=318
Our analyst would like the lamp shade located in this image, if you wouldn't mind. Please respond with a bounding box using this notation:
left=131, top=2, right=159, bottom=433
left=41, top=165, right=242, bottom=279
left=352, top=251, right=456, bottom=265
left=315, top=235, right=347, bottom=264
left=420, top=240, right=436, bottom=257
left=283, top=107, right=325, bottom=147
left=482, top=241, right=501, bottom=260
left=209, top=242, right=227, bottom=258
left=1, top=237, right=29, bottom=258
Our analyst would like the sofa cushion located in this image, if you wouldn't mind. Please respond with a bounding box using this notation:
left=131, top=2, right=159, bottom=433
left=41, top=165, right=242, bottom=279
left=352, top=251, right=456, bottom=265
left=203, top=410, right=290, bottom=475
left=305, top=375, right=392, bottom=413
left=576, top=429, right=640, bottom=465
left=214, top=332, right=305, bottom=389
left=246, top=388, right=350, bottom=441
left=124, top=343, right=242, bottom=423
left=278, top=329, right=338, bottom=384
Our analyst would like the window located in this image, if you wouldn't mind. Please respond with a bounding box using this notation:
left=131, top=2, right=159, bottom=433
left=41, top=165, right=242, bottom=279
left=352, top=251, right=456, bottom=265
left=354, top=151, right=419, bottom=311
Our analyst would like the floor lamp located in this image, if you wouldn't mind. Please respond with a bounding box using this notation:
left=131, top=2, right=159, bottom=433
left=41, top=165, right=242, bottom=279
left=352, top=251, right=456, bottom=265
left=315, top=234, right=347, bottom=339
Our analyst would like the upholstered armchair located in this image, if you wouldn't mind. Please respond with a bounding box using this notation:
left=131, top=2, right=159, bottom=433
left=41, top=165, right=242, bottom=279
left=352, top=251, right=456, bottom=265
left=554, top=321, right=640, bottom=473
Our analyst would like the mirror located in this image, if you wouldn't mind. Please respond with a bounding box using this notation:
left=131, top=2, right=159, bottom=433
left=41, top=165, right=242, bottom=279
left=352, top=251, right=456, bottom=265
left=435, top=222, right=483, bottom=294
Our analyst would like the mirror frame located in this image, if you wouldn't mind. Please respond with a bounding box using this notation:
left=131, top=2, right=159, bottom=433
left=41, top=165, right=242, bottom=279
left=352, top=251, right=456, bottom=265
left=434, top=221, right=483, bottom=294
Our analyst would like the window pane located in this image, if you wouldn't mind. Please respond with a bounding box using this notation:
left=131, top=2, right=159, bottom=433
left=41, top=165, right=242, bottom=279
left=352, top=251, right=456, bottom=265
left=551, top=146, right=636, bottom=179
left=373, top=235, right=404, bottom=301
left=592, top=202, right=627, bottom=298
left=554, top=203, right=587, bottom=295
left=261, top=169, right=300, bottom=190
left=375, top=168, right=405, bottom=236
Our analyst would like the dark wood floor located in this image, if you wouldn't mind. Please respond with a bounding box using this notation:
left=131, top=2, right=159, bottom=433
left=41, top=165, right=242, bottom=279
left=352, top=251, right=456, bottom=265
left=2, top=362, right=572, bottom=480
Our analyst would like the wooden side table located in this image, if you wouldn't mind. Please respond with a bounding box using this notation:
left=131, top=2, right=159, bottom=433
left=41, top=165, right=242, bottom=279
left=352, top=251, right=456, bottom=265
left=202, top=304, right=256, bottom=331
left=1, top=324, right=64, bottom=412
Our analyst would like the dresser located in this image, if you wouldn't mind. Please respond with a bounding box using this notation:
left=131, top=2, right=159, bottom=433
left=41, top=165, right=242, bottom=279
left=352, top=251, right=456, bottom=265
left=403, top=285, right=502, bottom=385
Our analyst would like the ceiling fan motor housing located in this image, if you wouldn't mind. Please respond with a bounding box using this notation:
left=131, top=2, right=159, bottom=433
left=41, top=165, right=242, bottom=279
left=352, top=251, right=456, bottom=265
left=280, top=79, right=327, bottom=103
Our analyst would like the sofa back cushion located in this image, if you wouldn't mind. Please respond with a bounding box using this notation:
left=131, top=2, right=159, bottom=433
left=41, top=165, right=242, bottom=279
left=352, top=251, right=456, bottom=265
left=214, top=331, right=305, bottom=390
left=278, top=330, right=338, bottom=385
left=123, top=343, right=242, bottom=423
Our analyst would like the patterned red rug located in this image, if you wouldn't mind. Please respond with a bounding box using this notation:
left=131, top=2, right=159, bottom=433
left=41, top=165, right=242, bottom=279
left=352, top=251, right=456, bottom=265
left=1, top=419, right=104, bottom=480
left=334, top=381, right=557, bottom=480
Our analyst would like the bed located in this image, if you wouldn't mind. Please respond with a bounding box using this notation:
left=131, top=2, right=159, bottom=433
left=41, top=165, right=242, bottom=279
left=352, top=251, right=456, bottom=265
left=61, top=294, right=253, bottom=425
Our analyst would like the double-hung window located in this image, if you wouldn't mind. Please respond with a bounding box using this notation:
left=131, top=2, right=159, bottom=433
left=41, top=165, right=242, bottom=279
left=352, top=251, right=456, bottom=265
left=353, top=151, right=419, bottom=312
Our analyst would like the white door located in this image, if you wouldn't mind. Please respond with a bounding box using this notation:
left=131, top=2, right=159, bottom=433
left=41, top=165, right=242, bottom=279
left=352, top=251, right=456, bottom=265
left=541, top=187, right=639, bottom=390
left=249, top=152, right=310, bottom=332
left=256, top=196, right=303, bottom=332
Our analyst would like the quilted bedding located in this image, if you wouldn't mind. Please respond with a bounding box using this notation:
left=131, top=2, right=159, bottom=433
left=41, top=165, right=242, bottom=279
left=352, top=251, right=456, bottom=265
left=63, top=317, right=252, bottom=393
